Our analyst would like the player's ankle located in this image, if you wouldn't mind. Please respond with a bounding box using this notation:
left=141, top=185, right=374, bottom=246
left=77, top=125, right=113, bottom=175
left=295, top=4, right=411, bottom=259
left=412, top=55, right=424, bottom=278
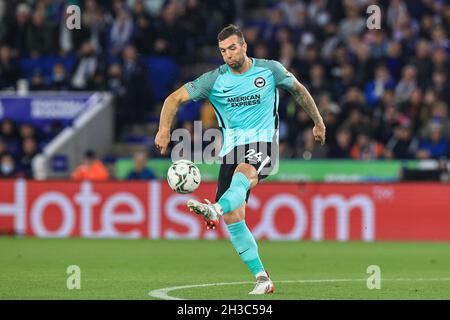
left=255, top=270, right=269, bottom=279
left=213, top=202, right=224, bottom=216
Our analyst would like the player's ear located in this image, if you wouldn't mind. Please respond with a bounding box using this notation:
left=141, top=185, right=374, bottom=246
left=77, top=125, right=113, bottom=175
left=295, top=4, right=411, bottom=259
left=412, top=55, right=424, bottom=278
left=242, top=41, right=247, bottom=53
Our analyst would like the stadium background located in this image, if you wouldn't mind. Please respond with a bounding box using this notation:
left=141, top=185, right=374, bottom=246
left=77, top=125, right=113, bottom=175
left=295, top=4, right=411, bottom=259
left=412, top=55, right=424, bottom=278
left=1, top=0, right=450, bottom=300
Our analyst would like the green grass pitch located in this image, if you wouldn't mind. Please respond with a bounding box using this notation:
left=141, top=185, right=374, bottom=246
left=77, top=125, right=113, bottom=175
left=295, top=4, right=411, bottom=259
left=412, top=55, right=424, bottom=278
left=1, top=238, right=450, bottom=299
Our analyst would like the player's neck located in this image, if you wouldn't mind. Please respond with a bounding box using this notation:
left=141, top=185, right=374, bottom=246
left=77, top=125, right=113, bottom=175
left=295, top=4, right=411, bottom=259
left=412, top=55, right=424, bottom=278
left=230, top=56, right=252, bottom=75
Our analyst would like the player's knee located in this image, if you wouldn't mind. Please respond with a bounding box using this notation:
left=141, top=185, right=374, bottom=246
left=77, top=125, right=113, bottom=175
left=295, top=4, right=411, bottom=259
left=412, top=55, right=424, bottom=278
left=234, top=164, right=258, bottom=187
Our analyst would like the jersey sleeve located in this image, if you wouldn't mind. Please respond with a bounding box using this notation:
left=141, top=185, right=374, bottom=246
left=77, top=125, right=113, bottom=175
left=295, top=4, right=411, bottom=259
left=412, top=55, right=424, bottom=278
left=267, top=60, right=295, bottom=90
left=184, top=68, right=220, bottom=101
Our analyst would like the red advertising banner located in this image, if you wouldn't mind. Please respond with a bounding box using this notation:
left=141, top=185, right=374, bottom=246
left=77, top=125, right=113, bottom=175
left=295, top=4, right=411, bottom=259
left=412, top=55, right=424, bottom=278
left=0, top=180, right=449, bottom=241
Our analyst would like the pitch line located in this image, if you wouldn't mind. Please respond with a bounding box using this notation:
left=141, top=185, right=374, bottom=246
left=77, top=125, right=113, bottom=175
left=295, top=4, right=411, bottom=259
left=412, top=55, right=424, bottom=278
left=149, top=278, right=450, bottom=300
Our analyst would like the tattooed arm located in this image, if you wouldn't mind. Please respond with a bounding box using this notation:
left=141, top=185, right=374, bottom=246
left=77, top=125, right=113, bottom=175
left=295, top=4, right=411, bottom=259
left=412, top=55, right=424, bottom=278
left=287, top=78, right=326, bottom=145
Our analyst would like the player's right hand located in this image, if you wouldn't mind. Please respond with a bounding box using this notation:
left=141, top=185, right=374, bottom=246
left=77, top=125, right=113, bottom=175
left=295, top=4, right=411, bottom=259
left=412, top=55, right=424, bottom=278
left=155, top=130, right=170, bottom=155
left=313, top=121, right=326, bottom=146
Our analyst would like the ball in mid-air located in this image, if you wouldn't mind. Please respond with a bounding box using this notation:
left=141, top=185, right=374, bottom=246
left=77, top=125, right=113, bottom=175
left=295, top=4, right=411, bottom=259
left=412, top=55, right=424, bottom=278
left=167, top=159, right=201, bottom=194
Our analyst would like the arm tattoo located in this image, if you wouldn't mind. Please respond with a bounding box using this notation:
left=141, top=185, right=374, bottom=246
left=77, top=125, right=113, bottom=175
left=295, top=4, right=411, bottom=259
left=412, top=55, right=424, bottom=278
left=289, top=82, right=323, bottom=124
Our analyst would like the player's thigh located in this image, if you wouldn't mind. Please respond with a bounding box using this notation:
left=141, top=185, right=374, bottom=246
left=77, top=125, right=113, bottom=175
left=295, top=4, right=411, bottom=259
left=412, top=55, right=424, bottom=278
left=239, top=141, right=275, bottom=184
left=222, top=202, right=246, bottom=225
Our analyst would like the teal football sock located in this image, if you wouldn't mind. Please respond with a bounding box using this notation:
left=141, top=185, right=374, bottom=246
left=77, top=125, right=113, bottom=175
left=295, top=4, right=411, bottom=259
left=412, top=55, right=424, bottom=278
left=218, top=172, right=250, bottom=214
left=227, top=220, right=264, bottom=276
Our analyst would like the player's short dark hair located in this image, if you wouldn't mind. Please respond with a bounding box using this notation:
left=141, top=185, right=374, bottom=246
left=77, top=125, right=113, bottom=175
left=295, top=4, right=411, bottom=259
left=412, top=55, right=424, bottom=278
left=217, top=24, right=245, bottom=44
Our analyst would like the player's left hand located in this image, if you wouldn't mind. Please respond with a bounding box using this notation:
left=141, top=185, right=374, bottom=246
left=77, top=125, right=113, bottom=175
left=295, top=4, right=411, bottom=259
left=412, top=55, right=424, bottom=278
left=313, top=121, right=326, bottom=145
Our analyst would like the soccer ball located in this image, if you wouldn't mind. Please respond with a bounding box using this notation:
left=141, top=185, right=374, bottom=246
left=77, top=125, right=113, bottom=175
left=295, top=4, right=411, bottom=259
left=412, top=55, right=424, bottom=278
left=167, top=159, right=201, bottom=194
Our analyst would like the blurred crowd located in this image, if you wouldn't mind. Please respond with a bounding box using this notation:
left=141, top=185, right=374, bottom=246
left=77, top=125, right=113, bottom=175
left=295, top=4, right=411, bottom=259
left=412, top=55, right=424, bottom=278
left=256, top=0, right=450, bottom=161
left=0, top=119, right=62, bottom=178
left=0, top=0, right=450, bottom=173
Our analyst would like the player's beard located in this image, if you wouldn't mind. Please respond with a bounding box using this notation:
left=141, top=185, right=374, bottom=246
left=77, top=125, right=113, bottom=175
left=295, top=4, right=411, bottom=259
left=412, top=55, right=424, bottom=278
left=228, top=56, right=246, bottom=70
